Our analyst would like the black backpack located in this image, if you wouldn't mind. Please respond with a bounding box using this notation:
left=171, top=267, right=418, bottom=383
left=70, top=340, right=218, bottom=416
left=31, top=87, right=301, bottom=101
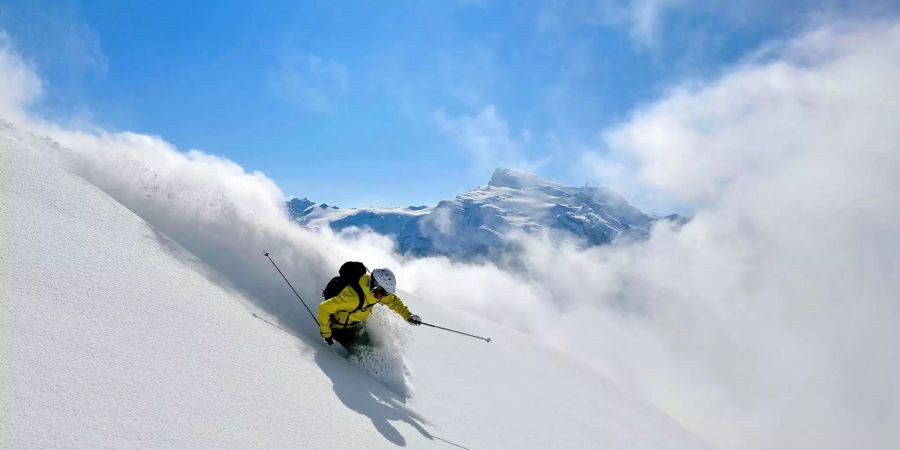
left=322, top=261, right=368, bottom=313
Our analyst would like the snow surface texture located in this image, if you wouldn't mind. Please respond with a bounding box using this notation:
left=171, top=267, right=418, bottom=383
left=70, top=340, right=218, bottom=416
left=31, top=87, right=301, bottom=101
left=289, top=168, right=683, bottom=259
left=0, top=126, right=708, bottom=448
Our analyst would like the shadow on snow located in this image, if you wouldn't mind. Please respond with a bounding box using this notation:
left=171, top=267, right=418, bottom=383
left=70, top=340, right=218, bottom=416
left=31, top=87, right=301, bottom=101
left=314, top=349, right=432, bottom=447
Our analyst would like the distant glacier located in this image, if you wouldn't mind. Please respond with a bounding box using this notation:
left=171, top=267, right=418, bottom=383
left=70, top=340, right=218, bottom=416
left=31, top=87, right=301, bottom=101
left=288, top=168, right=686, bottom=259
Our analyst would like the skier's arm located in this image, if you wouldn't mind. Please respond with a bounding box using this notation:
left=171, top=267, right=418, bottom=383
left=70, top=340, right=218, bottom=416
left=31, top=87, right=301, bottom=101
left=317, top=290, right=356, bottom=338
left=381, top=294, right=412, bottom=321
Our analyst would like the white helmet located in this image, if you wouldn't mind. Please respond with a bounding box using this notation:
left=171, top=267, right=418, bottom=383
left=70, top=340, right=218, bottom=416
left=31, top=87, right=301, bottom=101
left=371, top=268, right=397, bottom=294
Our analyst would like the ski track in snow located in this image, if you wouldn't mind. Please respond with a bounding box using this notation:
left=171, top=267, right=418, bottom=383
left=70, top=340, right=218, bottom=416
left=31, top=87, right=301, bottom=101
left=1, top=127, right=711, bottom=449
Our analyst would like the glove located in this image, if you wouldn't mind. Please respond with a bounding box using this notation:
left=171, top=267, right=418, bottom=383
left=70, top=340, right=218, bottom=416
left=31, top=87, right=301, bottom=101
left=323, top=336, right=334, bottom=346
left=408, top=315, right=422, bottom=326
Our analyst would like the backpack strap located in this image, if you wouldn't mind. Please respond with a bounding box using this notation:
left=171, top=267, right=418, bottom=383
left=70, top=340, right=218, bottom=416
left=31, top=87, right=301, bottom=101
left=336, top=277, right=367, bottom=328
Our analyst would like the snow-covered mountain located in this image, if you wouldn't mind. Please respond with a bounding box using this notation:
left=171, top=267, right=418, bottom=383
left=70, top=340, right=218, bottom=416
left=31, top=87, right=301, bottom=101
left=1, top=125, right=709, bottom=449
left=290, top=168, right=685, bottom=258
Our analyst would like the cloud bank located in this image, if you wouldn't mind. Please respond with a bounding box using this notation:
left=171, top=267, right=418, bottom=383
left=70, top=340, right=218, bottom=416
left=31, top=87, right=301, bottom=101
left=2, top=17, right=900, bottom=450
left=578, top=18, right=900, bottom=448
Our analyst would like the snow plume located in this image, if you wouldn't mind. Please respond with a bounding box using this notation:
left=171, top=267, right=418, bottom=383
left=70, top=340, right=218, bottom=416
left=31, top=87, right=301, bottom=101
left=350, top=305, right=415, bottom=398
left=30, top=128, right=418, bottom=394
left=16, top=123, right=409, bottom=346
left=5, top=113, right=419, bottom=389
left=2, top=17, right=900, bottom=450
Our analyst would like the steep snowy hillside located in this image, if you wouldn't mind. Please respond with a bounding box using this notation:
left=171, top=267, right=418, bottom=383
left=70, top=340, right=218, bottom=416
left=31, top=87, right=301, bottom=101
left=1, top=127, right=709, bottom=449
left=290, top=168, right=684, bottom=258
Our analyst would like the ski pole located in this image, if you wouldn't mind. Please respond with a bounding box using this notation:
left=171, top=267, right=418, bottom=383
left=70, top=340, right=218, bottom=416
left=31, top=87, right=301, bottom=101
left=420, top=321, right=491, bottom=342
left=264, top=251, right=319, bottom=326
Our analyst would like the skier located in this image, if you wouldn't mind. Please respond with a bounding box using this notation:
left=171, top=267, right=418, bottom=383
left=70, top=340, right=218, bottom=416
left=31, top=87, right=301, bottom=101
left=318, top=267, right=421, bottom=351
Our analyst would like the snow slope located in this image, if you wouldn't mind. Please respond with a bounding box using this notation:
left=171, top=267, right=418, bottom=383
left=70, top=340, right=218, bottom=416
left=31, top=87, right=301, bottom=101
left=290, top=168, right=684, bottom=259
left=1, top=128, right=709, bottom=449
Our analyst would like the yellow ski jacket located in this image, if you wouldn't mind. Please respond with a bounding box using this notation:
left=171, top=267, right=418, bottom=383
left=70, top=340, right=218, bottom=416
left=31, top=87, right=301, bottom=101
left=317, top=273, right=412, bottom=338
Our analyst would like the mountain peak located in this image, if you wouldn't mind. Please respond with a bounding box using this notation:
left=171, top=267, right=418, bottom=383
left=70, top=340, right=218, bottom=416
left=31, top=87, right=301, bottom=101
left=488, top=168, right=560, bottom=189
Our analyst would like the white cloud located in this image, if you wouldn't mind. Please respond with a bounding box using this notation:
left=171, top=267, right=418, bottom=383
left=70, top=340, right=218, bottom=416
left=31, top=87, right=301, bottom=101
left=619, top=0, right=683, bottom=49
left=606, top=19, right=900, bottom=206
left=539, top=0, right=900, bottom=55
left=55, top=16, right=108, bottom=76
left=366, top=42, right=502, bottom=122
left=268, top=52, right=349, bottom=112
left=580, top=18, right=900, bottom=449
left=0, top=32, right=42, bottom=123
left=0, top=3, right=108, bottom=76
left=538, top=0, right=683, bottom=50
left=435, top=104, right=544, bottom=174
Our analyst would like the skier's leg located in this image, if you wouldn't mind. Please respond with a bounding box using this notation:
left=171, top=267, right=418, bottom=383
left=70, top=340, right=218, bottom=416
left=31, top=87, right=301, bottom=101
left=352, top=325, right=371, bottom=348
left=331, top=327, right=358, bottom=350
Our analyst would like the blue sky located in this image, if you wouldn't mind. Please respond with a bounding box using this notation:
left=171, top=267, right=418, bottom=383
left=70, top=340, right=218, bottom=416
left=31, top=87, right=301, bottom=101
left=1, top=0, right=891, bottom=209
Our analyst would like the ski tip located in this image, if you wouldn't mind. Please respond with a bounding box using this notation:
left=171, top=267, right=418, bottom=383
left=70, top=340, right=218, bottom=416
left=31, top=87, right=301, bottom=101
left=263, top=250, right=269, bottom=256
left=486, top=338, right=492, bottom=343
